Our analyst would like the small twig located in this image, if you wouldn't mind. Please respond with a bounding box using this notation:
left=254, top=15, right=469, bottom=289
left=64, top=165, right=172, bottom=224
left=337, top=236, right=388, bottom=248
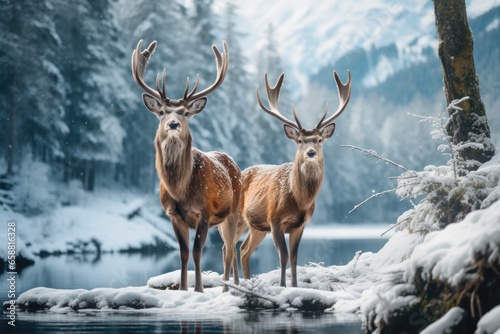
left=349, top=182, right=419, bottom=214
left=342, top=145, right=408, bottom=171
left=380, top=217, right=411, bottom=236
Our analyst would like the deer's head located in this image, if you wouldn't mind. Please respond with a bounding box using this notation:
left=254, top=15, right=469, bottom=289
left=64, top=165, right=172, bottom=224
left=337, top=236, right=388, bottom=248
left=256, top=71, right=351, bottom=172
left=131, top=40, right=229, bottom=142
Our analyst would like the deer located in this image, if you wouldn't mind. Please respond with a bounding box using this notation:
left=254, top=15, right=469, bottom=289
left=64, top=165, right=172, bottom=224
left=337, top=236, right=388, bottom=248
left=237, top=70, right=352, bottom=287
left=131, top=39, right=241, bottom=293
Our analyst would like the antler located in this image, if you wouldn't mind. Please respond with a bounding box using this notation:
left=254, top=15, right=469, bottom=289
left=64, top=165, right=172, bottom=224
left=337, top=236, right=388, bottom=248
left=131, top=40, right=229, bottom=103
left=183, top=41, right=229, bottom=102
left=256, top=73, right=302, bottom=129
left=315, top=70, right=352, bottom=129
left=131, top=39, right=162, bottom=101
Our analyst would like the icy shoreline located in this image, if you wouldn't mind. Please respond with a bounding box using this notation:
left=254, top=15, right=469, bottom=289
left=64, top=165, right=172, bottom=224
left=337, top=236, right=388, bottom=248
left=6, top=199, right=500, bottom=333
left=0, top=189, right=178, bottom=265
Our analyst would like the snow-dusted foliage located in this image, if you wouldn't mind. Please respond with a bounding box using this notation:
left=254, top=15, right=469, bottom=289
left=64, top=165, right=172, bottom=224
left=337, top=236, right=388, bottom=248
left=349, top=98, right=499, bottom=234
left=12, top=153, right=56, bottom=215
left=394, top=98, right=500, bottom=233
left=396, top=161, right=500, bottom=233
left=58, top=179, right=86, bottom=206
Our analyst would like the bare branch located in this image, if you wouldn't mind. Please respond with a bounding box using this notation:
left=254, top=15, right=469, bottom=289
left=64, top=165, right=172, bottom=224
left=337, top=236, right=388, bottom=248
left=380, top=217, right=411, bottom=237
left=349, top=182, right=420, bottom=214
left=342, top=145, right=409, bottom=171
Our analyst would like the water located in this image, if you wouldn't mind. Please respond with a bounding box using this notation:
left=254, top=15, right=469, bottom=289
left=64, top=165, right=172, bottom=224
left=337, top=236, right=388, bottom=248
left=1, top=237, right=386, bottom=333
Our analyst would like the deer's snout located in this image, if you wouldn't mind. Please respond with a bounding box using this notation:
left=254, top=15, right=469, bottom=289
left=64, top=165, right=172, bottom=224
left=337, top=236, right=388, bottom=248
left=306, top=149, right=317, bottom=158
left=168, top=120, right=180, bottom=130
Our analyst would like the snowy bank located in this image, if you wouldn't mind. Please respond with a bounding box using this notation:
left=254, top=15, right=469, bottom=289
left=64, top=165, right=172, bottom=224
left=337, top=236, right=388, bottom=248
left=9, top=230, right=420, bottom=315
left=10, top=265, right=365, bottom=314
left=361, top=199, right=500, bottom=333
left=0, top=189, right=177, bottom=261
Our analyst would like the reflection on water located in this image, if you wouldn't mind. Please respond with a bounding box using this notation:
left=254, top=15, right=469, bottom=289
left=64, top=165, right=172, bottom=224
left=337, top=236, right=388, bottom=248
left=0, top=237, right=384, bottom=333
left=4, top=310, right=364, bottom=334
left=0, top=238, right=386, bottom=294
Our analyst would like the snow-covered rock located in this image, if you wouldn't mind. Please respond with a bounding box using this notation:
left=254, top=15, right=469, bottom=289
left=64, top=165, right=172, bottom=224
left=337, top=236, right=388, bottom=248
left=361, top=199, right=500, bottom=332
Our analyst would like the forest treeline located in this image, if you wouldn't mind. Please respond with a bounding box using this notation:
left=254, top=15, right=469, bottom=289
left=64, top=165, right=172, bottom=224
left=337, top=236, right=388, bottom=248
left=1, top=0, right=499, bottom=223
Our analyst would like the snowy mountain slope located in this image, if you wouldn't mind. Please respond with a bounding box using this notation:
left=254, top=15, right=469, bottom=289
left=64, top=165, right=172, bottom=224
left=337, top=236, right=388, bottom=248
left=235, top=0, right=500, bottom=90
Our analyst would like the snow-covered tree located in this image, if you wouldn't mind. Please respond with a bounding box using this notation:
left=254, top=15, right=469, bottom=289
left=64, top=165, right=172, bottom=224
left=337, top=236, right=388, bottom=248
left=0, top=0, right=67, bottom=176
left=218, top=0, right=258, bottom=169
left=54, top=0, right=129, bottom=190
left=432, top=0, right=495, bottom=172
left=253, top=24, right=293, bottom=165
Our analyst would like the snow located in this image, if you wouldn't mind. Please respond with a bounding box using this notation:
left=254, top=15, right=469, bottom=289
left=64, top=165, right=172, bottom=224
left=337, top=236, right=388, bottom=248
left=4, top=156, right=499, bottom=331
left=360, top=198, right=500, bottom=331
left=406, top=199, right=500, bottom=286
left=302, top=224, right=392, bottom=240
left=10, top=230, right=418, bottom=314
left=235, top=0, right=499, bottom=90
left=148, top=271, right=224, bottom=290
left=15, top=285, right=242, bottom=314
left=7, top=194, right=500, bottom=333
left=486, top=18, right=500, bottom=32
left=477, top=305, right=500, bottom=334
left=0, top=188, right=177, bottom=259
left=420, top=307, right=465, bottom=334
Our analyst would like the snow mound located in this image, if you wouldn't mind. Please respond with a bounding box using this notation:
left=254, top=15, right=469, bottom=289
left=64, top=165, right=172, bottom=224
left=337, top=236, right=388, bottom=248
left=361, top=199, right=500, bottom=331
left=1, top=189, right=178, bottom=258
left=10, top=247, right=406, bottom=314
left=476, top=305, right=500, bottom=334
left=406, top=199, right=500, bottom=286
left=14, top=286, right=241, bottom=313
left=148, top=270, right=224, bottom=290
left=420, top=307, right=466, bottom=334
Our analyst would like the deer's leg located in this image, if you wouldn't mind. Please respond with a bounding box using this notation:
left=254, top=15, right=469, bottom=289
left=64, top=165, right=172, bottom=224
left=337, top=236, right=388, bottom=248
left=240, top=227, right=266, bottom=279
left=271, top=225, right=289, bottom=287
left=218, top=217, right=238, bottom=292
left=172, top=221, right=190, bottom=291
left=193, top=218, right=209, bottom=293
left=289, top=225, right=304, bottom=287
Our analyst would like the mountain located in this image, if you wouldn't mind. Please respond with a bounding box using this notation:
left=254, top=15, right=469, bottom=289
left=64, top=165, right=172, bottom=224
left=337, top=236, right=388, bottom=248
left=237, top=0, right=500, bottom=93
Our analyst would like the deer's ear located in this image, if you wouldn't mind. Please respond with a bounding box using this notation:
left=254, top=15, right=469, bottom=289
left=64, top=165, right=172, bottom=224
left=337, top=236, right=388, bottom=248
left=283, top=124, right=299, bottom=141
left=321, top=123, right=336, bottom=139
left=143, top=94, right=162, bottom=115
left=187, top=97, right=207, bottom=116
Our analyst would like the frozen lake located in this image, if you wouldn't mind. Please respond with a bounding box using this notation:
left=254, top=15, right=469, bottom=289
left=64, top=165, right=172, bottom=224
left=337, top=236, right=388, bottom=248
left=1, top=227, right=388, bottom=333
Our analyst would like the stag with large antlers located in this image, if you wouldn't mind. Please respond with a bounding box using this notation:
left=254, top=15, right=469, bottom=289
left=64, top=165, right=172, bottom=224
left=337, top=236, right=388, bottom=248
left=237, top=71, right=352, bottom=287
left=131, top=40, right=241, bottom=293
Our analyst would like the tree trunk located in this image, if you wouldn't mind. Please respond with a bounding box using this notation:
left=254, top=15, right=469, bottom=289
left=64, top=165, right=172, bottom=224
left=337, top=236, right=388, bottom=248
left=432, top=0, right=495, bottom=173
left=6, top=92, right=15, bottom=176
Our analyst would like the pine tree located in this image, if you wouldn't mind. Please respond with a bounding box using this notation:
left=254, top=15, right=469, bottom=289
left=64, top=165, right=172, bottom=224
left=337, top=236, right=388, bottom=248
left=117, top=0, right=194, bottom=190
left=0, top=0, right=67, bottom=177
left=188, top=0, right=228, bottom=153
left=254, top=24, right=293, bottom=165
left=220, top=0, right=257, bottom=168
left=54, top=0, right=128, bottom=190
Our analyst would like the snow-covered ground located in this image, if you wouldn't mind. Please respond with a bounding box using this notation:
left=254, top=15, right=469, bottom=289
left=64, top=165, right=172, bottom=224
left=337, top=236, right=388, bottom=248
left=0, top=189, right=177, bottom=263
left=11, top=198, right=500, bottom=333
left=4, top=156, right=500, bottom=333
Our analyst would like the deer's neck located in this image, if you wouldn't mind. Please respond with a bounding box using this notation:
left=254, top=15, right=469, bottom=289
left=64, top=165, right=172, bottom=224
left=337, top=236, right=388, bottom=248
left=290, top=157, right=324, bottom=210
left=155, top=133, right=193, bottom=198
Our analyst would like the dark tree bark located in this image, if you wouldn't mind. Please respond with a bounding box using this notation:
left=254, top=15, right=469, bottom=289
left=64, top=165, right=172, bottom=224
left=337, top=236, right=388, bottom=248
left=7, top=92, right=15, bottom=176
left=432, top=0, right=495, bottom=172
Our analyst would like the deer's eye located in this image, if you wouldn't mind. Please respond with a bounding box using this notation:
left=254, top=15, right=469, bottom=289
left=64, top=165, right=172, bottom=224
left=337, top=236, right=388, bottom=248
left=319, top=138, right=323, bottom=143
left=298, top=140, right=303, bottom=144
left=159, top=111, right=164, bottom=116
left=184, top=112, right=189, bottom=117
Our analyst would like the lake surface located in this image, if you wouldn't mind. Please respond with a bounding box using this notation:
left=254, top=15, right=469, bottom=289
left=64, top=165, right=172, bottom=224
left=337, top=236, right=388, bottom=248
left=1, top=236, right=387, bottom=333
